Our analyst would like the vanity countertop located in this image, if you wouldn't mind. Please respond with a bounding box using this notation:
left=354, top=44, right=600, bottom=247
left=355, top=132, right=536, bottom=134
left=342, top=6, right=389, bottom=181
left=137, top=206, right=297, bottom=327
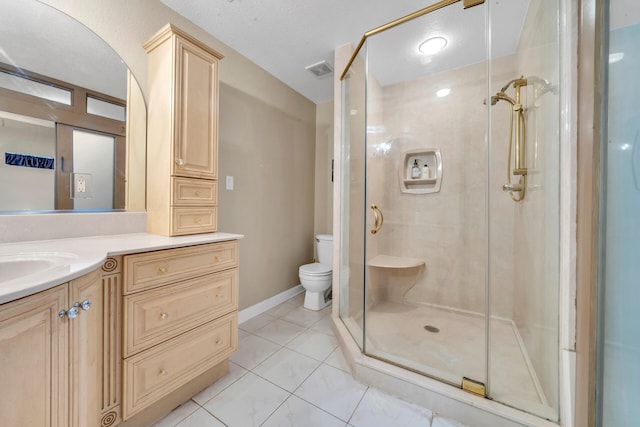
left=0, top=232, right=244, bottom=304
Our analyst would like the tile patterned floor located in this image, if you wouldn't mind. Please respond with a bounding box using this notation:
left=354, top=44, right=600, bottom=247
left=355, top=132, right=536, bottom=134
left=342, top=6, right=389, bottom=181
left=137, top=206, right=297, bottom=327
left=153, top=293, right=466, bottom=427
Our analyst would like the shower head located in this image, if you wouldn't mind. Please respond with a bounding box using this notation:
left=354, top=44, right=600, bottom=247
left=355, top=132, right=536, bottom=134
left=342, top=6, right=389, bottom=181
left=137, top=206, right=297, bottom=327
left=483, top=92, right=515, bottom=106
left=483, top=95, right=500, bottom=106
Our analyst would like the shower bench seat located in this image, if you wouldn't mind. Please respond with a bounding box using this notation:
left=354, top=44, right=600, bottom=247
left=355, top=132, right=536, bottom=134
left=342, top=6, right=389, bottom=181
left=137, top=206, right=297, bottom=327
left=367, top=255, right=425, bottom=269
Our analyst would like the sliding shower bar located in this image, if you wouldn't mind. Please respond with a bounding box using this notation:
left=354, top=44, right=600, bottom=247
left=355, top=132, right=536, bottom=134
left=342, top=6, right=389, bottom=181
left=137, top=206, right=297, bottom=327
left=491, top=76, right=529, bottom=202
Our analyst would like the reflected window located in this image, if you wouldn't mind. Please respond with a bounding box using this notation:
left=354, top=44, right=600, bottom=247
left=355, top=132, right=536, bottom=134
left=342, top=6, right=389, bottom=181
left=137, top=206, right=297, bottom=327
left=86, top=96, right=126, bottom=121
left=0, top=70, right=71, bottom=105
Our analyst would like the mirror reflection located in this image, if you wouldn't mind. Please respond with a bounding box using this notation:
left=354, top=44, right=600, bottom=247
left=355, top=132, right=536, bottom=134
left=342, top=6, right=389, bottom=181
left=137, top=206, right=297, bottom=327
left=0, top=0, right=146, bottom=212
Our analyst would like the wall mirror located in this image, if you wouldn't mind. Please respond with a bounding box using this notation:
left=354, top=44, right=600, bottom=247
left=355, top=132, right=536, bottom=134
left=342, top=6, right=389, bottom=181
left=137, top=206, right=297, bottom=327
left=0, top=0, right=146, bottom=212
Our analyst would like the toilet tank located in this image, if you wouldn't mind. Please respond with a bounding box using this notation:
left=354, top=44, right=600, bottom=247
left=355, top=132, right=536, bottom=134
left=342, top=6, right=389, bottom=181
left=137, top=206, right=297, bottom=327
left=316, top=234, right=333, bottom=267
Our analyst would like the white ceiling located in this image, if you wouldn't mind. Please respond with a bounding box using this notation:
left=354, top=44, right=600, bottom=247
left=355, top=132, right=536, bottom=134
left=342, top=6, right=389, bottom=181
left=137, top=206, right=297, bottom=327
left=161, top=0, right=529, bottom=104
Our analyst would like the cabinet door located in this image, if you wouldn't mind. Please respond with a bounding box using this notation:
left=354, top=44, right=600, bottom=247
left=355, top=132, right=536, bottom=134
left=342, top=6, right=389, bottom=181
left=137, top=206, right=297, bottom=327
left=0, top=286, right=68, bottom=427
left=68, top=270, right=103, bottom=427
left=173, top=37, right=218, bottom=180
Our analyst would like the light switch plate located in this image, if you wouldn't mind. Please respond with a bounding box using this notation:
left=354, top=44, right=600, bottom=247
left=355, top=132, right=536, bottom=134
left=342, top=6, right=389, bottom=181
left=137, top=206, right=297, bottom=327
left=226, top=175, right=234, bottom=190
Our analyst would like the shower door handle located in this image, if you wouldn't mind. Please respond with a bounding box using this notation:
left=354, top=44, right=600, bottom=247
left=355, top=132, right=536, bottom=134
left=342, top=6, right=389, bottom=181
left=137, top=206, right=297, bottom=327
left=371, top=204, right=384, bottom=234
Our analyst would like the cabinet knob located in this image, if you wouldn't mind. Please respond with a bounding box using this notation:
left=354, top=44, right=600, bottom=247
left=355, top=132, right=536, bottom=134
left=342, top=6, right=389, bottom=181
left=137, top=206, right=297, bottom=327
left=159, top=369, right=167, bottom=376
left=194, top=217, right=202, bottom=224
left=176, top=158, right=184, bottom=167
left=160, top=312, right=169, bottom=320
left=157, top=266, right=168, bottom=274
left=80, top=300, right=91, bottom=311
left=194, top=190, right=201, bottom=197
left=215, top=339, right=221, bottom=345
left=59, top=303, right=80, bottom=319
left=214, top=255, right=220, bottom=262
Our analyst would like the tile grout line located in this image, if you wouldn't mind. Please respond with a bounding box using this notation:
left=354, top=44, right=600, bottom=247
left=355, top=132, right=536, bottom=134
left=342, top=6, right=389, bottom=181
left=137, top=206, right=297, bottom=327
left=346, top=385, right=371, bottom=426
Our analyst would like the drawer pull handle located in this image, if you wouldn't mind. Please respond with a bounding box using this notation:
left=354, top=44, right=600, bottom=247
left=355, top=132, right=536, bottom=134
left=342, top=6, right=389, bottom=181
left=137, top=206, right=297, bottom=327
left=160, top=312, right=169, bottom=320
left=157, top=266, right=168, bottom=274
left=159, top=369, right=168, bottom=376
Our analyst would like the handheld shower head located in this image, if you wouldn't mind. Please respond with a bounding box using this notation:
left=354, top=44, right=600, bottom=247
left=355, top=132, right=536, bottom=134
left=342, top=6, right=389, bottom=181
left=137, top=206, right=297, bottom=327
left=484, top=92, right=515, bottom=106
left=483, top=95, right=500, bottom=106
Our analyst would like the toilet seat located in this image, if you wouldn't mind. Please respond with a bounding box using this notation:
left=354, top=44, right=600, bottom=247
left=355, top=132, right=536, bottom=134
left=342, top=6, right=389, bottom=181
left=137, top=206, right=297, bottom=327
left=299, top=263, right=331, bottom=276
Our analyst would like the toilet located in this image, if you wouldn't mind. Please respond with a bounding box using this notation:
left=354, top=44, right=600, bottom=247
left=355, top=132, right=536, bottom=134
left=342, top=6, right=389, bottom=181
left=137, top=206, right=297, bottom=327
left=299, top=234, right=333, bottom=310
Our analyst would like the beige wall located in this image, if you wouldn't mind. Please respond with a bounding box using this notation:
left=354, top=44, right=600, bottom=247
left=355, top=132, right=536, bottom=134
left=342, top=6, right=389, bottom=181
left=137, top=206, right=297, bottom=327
left=41, top=0, right=317, bottom=309
left=218, top=83, right=316, bottom=308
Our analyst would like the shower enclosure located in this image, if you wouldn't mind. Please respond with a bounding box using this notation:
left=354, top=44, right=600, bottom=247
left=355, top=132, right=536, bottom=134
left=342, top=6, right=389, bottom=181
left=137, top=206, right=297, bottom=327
left=338, top=0, right=560, bottom=421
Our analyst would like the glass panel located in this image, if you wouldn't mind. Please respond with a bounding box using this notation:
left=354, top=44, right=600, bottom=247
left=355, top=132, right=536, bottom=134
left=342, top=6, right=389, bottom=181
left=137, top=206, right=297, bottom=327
left=362, top=2, right=488, bottom=388
left=487, top=0, right=560, bottom=420
left=72, top=129, right=114, bottom=209
left=597, top=1, right=640, bottom=425
left=339, top=46, right=368, bottom=349
left=489, top=0, right=560, bottom=421
left=339, top=1, right=561, bottom=419
left=86, top=96, right=126, bottom=121
left=0, top=71, right=71, bottom=105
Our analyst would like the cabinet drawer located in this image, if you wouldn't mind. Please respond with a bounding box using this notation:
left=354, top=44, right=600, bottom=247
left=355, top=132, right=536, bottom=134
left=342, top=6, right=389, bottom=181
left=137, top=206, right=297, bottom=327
left=171, top=207, right=217, bottom=236
left=124, top=241, right=238, bottom=294
left=123, top=269, right=238, bottom=357
left=122, top=312, right=237, bottom=419
left=172, top=177, right=217, bottom=206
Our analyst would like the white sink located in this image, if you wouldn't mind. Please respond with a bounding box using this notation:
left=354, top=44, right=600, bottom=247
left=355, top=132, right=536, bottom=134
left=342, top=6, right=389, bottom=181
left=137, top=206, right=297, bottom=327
left=0, top=252, right=79, bottom=284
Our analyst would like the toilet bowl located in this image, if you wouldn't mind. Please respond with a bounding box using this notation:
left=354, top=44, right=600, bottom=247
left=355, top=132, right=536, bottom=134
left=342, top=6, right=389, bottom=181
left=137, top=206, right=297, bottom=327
left=299, top=234, right=333, bottom=310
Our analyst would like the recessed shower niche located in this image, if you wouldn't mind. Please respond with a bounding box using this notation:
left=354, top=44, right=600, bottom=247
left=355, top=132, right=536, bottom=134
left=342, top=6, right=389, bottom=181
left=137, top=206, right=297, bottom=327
left=399, top=149, right=442, bottom=194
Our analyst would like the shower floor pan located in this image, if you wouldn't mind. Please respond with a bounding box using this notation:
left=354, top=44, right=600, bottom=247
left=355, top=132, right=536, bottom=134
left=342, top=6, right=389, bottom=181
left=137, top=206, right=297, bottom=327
left=358, top=301, right=555, bottom=418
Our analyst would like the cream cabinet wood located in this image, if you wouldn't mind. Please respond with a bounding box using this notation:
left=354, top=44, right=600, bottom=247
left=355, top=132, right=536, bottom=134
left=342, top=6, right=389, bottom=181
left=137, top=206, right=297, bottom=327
left=121, top=241, right=239, bottom=421
left=0, top=270, right=103, bottom=427
left=144, top=24, right=224, bottom=236
left=99, top=257, right=123, bottom=427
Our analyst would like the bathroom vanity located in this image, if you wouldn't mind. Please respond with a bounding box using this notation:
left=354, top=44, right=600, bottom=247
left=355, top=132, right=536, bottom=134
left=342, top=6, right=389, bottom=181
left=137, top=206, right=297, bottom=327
left=0, top=233, right=242, bottom=427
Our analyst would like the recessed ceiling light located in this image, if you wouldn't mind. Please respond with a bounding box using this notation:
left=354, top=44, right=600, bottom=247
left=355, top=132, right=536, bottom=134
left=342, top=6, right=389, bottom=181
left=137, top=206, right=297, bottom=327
left=418, top=37, right=447, bottom=55
left=609, top=52, right=624, bottom=64
left=436, top=88, right=451, bottom=98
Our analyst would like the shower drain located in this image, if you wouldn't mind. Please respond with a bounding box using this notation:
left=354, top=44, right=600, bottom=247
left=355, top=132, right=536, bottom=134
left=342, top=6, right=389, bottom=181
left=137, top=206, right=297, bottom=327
left=423, top=325, right=440, bottom=333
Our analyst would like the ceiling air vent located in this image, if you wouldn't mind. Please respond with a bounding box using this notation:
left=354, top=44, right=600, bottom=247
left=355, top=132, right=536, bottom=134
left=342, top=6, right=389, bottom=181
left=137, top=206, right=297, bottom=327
left=305, top=60, right=334, bottom=78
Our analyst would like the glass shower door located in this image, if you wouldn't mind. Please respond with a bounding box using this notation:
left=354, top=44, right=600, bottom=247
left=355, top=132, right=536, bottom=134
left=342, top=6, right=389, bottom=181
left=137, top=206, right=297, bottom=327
left=338, top=0, right=562, bottom=420
left=361, top=2, right=489, bottom=389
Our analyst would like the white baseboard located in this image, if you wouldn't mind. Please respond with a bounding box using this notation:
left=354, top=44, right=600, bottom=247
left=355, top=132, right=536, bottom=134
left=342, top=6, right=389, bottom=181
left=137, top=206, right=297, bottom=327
left=238, top=285, right=304, bottom=324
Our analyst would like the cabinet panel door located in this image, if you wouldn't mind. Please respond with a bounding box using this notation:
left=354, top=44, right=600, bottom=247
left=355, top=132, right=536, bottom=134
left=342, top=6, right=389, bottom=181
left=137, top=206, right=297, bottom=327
left=0, top=286, right=68, bottom=427
left=68, top=270, right=103, bottom=427
left=173, top=38, right=218, bottom=180
left=123, top=312, right=237, bottom=419
left=123, top=241, right=238, bottom=294
left=123, top=269, right=238, bottom=356
left=172, top=177, right=217, bottom=206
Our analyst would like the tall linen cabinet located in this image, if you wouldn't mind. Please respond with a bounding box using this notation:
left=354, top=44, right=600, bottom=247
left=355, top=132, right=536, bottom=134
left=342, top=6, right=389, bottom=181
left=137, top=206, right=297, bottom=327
left=144, top=24, right=223, bottom=236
